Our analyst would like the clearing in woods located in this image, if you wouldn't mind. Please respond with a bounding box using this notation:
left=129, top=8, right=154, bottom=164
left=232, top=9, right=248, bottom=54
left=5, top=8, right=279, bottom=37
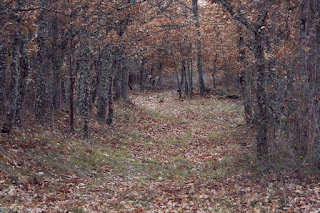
left=0, top=91, right=319, bottom=212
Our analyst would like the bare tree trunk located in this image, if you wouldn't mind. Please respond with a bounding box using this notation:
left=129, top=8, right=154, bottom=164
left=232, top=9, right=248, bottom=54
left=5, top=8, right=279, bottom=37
left=157, top=61, right=163, bottom=87
left=69, top=35, right=75, bottom=134
left=183, top=60, right=189, bottom=96
left=212, top=53, right=217, bottom=91
left=106, top=72, right=114, bottom=125
left=78, top=39, right=91, bottom=139
left=299, top=0, right=320, bottom=166
left=114, top=49, right=122, bottom=101
left=121, top=56, right=130, bottom=100
left=171, top=50, right=182, bottom=99
left=254, top=33, right=268, bottom=156
left=34, top=0, right=50, bottom=120
left=189, top=57, right=194, bottom=98
left=5, top=32, right=20, bottom=130
left=181, top=59, right=186, bottom=93
left=51, top=16, right=60, bottom=111
left=97, top=47, right=112, bottom=122
left=139, top=57, right=146, bottom=90
left=15, top=35, right=30, bottom=127
left=192, top=0, right=206, bottom=96
left=0, top=36, right=8, bottom=115
left=238, top=30, right=253, bottom=124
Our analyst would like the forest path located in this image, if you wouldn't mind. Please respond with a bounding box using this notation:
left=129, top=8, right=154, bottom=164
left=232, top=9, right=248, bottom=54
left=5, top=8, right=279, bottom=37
left=1, top=91, right=319, bottom=212
left=130, top=91, right=247, bottom=163
left=104, top=90, right=258, bottom=211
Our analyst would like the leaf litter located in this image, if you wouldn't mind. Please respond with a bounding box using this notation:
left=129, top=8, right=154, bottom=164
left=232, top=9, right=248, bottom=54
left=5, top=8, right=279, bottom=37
left=0, top=90, right=319, bottom=212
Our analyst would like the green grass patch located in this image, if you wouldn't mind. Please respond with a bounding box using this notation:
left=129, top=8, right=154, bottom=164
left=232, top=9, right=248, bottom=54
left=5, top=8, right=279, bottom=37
left=70, top=150, right=106, bottom=175
left=100, top=147, right=133, bottom=173
left=67, top=204, right=87, bottom=213
left=198, top=155, right=236, bottom=180
left=164, top=134, right=190, bottom=146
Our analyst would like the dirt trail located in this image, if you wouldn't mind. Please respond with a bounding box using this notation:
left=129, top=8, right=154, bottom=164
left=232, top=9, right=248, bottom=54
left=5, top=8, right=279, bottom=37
left=130, top=91, right=248, bottom=163
left=1, top=91, right=319, bottom=212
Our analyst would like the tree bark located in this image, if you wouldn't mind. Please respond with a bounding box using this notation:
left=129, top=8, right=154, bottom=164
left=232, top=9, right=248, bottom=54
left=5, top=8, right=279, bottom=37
left=97, top=47, right=112, bottom=122
left=5, top=32, right=20, bottom=130
left=192, top=0, right=206, bottom=96
left=238, top=31, right=253, bottom=125
left=114, top=49, right=122, bottom=101
left=121, top=56, right=130, bottom=100
left=212, top=53, right=218, bottom=91
left=69, top=34, right=75, bottom=134
left=188, top=57, right=194, bottom=98
left=0, top=36, right=8, bottom=115
left=77, top=39, right=91, bottom=139
left=34, top=0, right=50, bottom=120
left=181, top=59, right=188, bottom=95
left=254, top=32, right=268, bottom=156
left=106, top=72, right=114, bottom=125
left=171, top=51, right=182, bottom=99
left=15, top=35, right=30, bottom=127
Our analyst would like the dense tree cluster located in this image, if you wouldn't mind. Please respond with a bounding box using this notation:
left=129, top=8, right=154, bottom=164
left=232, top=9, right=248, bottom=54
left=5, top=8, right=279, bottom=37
left=1, top=0, right=319, bottom=168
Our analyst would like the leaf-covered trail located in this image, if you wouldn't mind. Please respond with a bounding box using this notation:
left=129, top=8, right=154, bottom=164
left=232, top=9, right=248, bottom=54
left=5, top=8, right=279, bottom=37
left=130, top=91, right=246, bottom=163
left=1, top=91, right=320, bottom=212
left=105, top=91, right=254, bottom=212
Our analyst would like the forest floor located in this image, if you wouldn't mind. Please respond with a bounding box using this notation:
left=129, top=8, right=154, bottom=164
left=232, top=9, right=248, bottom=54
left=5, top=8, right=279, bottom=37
left=1, top=90, right=320, bottom=212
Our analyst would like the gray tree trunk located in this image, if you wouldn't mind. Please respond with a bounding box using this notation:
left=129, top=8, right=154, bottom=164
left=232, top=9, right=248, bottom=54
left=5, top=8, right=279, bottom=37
left=140, top=57, right=146, bottom=90
left=157, top=61, right=163, bottom=87
left=106, top=72, right=114, bottom=125
left=183, top=60, right=189, bottom=96
left=181, top=59, right=186, bottom=94
left=5, top=32, right=20, bottom=130
left=254, top=32, right=268, bottom=156
left=212, top=53, right=218, bottom=91
left=34, top=0, right=50, bottom=120
left=69, top=39, right=75, bottom=133
left=15, top=34, right=30, bottom=127
left=188, top=58, right=194, bottom=98
left=0, top=36, right=8, bottom=115
left=97, top=47, right=112, bottom=122
left=238, top=31, right=253, bottom=124
left=192, top=0, right=206, bottom=96
left=114, top=49, right=122, bottom=101
left=171, top=50, right=182, bottom=99
left=77, top=40, right=91, bottom=139
left=121, top=56, right=130, bottom=100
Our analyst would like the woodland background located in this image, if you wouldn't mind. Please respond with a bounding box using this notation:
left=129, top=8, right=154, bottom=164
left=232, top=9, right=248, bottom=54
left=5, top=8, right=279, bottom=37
left=0, top=0, right=320, bottom=211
